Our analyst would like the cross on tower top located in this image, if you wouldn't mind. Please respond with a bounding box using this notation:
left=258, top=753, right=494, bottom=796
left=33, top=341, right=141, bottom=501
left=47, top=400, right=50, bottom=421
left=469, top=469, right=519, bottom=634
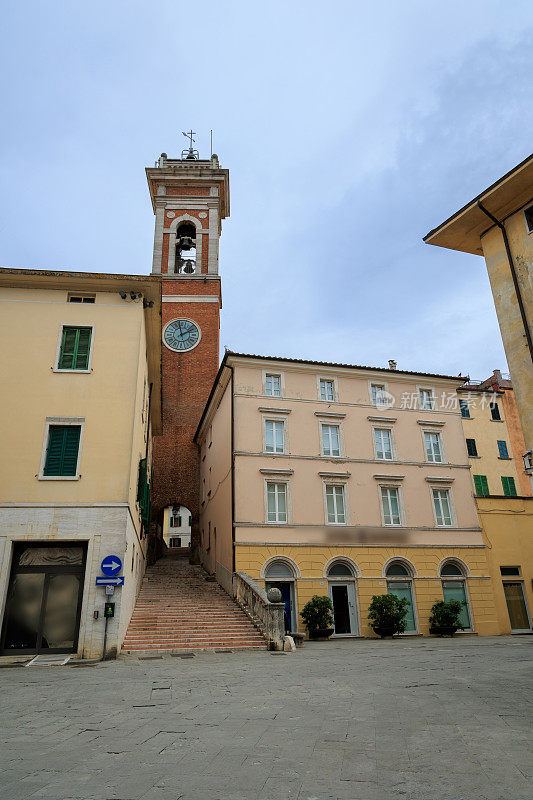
left=181, top=130, right=199, bottom=160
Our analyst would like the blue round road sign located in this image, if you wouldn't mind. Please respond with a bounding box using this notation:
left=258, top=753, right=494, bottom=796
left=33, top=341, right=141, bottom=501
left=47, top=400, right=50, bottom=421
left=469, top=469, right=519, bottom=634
left=100, top=555, right=123, bottom=577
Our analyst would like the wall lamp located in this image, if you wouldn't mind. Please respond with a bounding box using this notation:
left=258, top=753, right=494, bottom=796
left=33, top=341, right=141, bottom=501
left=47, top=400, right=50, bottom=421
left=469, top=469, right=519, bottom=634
left=143, top=299, right=154, bottom=308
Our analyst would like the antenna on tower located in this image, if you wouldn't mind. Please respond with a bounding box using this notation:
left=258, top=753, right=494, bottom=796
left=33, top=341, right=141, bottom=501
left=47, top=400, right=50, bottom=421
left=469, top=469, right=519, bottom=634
left=181, top=130, right=199, bottom=160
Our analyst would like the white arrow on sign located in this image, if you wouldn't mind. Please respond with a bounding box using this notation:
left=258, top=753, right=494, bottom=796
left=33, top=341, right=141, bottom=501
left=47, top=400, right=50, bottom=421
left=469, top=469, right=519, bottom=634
left=103, top=559, right=121, bottom=571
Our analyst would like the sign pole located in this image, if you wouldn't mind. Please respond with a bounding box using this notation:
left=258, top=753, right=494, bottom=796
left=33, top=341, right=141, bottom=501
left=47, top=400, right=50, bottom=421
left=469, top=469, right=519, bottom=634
left=102, top=615, right=109, bottom=662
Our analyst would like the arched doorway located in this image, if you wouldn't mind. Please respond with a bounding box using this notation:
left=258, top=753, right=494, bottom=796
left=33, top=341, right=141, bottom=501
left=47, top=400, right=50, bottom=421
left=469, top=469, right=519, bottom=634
left=327, top=561, right=358, bottom=636
left=264, top=560, right=296, bottom=633
left=439, top=561, right=472, bottom=631
left=385, top=560, right=417, bottom=633
left=164, top=505, right=192, bottom=549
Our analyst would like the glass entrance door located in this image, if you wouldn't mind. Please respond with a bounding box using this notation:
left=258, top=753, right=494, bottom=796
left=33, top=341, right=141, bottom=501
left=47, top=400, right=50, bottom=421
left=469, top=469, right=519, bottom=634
left=503, top=582, right=531, bottom=632
left=1, top=544, right=86, bottom=655
left=442, top=580, right=471, bottom=630
left=328, top=581, right=357, bottom=635
left=387, top=580, right=416, bottom=632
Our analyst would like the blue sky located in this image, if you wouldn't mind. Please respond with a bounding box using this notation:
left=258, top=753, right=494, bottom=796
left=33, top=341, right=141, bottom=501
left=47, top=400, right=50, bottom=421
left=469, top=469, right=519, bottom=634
left=1, top=1, right=532, bottom=379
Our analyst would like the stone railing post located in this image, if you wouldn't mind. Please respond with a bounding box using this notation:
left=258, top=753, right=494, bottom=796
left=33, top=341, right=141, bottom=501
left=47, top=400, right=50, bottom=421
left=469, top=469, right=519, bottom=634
left=232, top=573, right=286, bottom=651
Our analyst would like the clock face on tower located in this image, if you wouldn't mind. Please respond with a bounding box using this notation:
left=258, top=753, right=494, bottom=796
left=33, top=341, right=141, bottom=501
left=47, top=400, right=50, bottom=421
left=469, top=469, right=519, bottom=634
left=163, top=319, right=201, bottom=352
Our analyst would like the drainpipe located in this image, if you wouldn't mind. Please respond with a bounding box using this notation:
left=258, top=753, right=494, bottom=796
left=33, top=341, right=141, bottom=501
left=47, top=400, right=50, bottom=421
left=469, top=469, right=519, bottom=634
left=477, top=201, right=533, bottom=363
left=230, top=366, right=236, bottom=574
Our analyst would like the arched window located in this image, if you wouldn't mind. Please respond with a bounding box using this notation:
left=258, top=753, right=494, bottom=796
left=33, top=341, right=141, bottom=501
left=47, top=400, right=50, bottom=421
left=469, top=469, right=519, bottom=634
left=175, top=222, right=197, bottom=274
left=327, top=561, right=353, bottom=578
left=440, top=562, right=464, bottom=577
left=385, top=561, right=417, bottom=632
left=385, top=561, right=410, bottom=577
left=440, top=561, right=472, bottom=630
left=265, top=560, right=294, bottom=580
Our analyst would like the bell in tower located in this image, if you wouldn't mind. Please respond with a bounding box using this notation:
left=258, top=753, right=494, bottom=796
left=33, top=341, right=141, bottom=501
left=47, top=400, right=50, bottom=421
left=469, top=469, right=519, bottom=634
left=175, top=222, right=197, bottom=274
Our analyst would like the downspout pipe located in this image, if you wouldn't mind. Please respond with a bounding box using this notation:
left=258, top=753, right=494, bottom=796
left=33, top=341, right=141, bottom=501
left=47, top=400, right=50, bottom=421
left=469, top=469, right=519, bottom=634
left=230, top=365, right=236, bottom=574
left=477, top=201, right=533, bottom=363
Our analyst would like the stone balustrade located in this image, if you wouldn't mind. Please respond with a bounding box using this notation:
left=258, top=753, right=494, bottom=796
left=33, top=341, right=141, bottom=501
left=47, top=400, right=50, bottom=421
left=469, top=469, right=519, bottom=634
left=233, top=572, right=286, bottom=651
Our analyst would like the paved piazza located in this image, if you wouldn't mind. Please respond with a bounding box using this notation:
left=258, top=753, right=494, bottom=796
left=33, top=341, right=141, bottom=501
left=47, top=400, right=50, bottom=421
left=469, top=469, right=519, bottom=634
left=1, top=637, right=532, bottom=800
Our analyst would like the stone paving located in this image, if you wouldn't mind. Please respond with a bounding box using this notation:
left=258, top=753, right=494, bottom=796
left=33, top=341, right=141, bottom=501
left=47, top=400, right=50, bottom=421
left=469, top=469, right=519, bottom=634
left=0, top=636, right=532, bottom=800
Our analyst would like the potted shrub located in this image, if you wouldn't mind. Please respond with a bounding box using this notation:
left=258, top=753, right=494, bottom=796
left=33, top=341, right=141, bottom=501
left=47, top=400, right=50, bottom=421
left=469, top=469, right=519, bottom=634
left=429, top=600, right=464, bottom=636
left=301, top=595, right=334, bottom=640
left=368, top=594, right=408, bottom=638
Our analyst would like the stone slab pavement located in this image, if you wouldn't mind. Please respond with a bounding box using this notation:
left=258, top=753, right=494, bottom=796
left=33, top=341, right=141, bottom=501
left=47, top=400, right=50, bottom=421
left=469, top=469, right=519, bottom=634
left=0, top=636, right=532, bottom=800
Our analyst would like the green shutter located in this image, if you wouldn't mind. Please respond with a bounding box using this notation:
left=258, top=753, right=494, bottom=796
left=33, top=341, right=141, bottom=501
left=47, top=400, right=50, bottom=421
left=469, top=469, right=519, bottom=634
left=58, top=327, right=92, bottom=370
left=502, top=476, right=517, bottom=497
left=137, top=458, right=151, bottom=526
left=473, top=475, right=489, bottom=497
left=43, top=425, right=81, bottom=476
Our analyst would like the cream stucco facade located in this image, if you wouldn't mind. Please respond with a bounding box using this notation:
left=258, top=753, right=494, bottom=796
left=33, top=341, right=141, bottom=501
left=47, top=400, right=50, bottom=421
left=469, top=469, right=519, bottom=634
left=0, top=269, right=162, bottom=659
left=196, top=353, right=501, bottom=638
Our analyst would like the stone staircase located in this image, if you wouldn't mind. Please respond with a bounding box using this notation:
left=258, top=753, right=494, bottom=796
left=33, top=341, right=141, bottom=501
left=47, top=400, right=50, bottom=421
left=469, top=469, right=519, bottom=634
left=122, top=554, right=266, bottom=654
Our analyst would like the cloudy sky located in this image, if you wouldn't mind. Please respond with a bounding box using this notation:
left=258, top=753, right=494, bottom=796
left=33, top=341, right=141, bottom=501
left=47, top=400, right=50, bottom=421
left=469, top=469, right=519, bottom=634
left=1, top=1, right=531, bottom=379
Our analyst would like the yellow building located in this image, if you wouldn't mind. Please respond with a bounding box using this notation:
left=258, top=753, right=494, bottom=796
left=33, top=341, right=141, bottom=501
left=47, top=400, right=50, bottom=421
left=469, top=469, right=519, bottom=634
left=195, top=352, right=501, bottom=638
left=458, top=382, right=523, bottom=499
left=476, top=497, right=533, bottom=633
left=424, top=154, right=533, bottom=479
left=0, top=268, right=162, bottom=659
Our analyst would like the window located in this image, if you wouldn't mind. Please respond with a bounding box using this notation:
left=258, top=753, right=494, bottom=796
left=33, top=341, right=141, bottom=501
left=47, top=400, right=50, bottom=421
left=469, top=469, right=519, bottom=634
left=321, top=424, right=340, bottom=457
left=67, top=293, right=95, bottom=303
left=265, top=374, right=281, bottom=397
left=466, top=438, right=478, bottom=457
left=371, top=384, right=386, bottom=407
left=266, top=482, right=287, bottom=523
left=524, top=205, right=533, bottom=233
left=325, top=485, right=346, bottom=524
left=459, top=399, right=470, bottom=419
left=319, top=379, right=335, bottom=402
left=500, top=566, right=521, bottom=577
left=473, top=474, right=489, bottom=497
left=57, top=326, right=92, bottom=371
left=490, top=402, right=501, bottom=421
left=381, top=486, right=401, bottom=525
left=419, top=389, right=434, bottom=410
left=374, top=428, right=393, bottom=460
left=497, top=440, right=509, bottom=459
left=501, top=476, right=517, bottom=497
left=424, top=432, right=443, bottom=462
left=43, top=425, right=81, bottom=477
left=432, top=488, right=452, bottom=526
left=265, top=419, right=285, bottom=453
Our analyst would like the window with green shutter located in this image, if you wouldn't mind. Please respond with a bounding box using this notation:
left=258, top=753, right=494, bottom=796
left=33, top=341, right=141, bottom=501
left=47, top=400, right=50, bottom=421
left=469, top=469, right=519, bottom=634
left=501, top=476, right=517, bottom=497
left=58, top=327, right=92, bottom=370
left=473, top=474, right=489, bottom=497
left=43, top=425, right=81, bottom=476
left=137, top=458, right=151, bottom=527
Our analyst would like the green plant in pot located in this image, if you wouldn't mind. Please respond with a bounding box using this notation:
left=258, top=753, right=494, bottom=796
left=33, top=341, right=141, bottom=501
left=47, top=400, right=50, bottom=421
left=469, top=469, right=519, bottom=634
left=301, top=595, right=334, bottom=639
left=429, top=600, right=464, bottom=636
left=368, top=594, right=408, bottom=638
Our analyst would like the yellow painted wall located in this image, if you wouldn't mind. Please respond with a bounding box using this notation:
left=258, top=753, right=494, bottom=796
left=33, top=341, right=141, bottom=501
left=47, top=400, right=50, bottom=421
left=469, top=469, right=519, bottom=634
left=481, top=212, right=533, bottom=452
left=476, top=496, right=533, bottom=633
left=0, top=287, right=148, bottom=506
left=235, top=544, right=500, bottom=637
left=459, top=391, right=521, bottom=497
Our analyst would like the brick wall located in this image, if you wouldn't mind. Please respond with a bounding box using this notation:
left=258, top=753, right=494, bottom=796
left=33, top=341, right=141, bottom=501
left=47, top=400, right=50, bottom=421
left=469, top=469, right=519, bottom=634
left=151, top=278, right=221, bottom=551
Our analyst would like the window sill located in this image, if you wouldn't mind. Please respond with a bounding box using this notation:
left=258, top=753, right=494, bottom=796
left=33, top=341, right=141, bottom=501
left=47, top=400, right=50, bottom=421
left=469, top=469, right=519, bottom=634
left=468, top=455, right=481, bottom=459
left=490, top=419, right=504, bottom=423
left=497, top=456, right=512, bottom=460
left=38, top=475, right=80, bottom=481
left=52, top=368, right=92, bottom=374
left=263, top=451, right=288, bottom=456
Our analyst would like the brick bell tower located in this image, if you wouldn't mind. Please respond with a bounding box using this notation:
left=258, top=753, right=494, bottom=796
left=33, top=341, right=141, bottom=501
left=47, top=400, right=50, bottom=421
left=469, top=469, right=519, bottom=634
left=147, top=138, right=230, bottom=556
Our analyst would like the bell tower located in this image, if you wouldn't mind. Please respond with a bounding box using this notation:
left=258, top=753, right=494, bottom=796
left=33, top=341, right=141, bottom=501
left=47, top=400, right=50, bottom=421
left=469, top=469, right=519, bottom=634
left=146, top=140, right=230, bottom=555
